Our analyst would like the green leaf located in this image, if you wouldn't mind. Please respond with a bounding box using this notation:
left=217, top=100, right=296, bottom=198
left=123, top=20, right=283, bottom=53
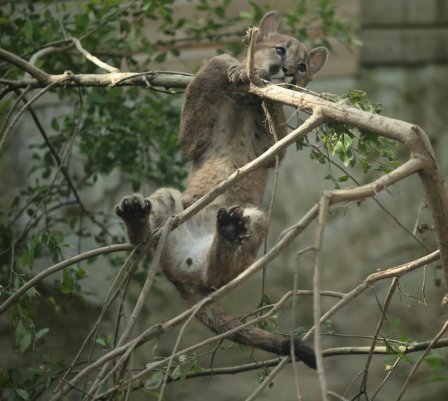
left=190, top=364, right=203, bottom=374
left=60, top=269, right=74, bottom=294
left=19, top=331, right=32, bottom=353
left=51, top=231, right=64, bottom=244
left=25, top=287, right=39, bottom=298
left=75, top=13, right=89, bottom=31
left=144, top=371, right=164, bottom=390
left=96, top=337, right=107, bottom=348
left=23, top=20, right=34, bottom=39
left=154, top=52, right=167, bottom=63
left=15, top=389, right=29, bottom=400
left=120, top=19, right=130, bottom=33
left=35, top=328, right=50, bottom=341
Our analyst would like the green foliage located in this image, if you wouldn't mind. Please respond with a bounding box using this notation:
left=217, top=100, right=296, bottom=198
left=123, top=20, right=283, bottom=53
left=298, top=90, right=400, bottom=188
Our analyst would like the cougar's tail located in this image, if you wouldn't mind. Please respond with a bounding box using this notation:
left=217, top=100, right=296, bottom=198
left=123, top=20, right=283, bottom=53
left=196, top=301, right=316, bottom=369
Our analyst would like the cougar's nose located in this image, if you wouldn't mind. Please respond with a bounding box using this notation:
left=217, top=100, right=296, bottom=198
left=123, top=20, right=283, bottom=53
left=282, top=65, right=295, bottom=76
left=282, top=66, right=296, bottom=85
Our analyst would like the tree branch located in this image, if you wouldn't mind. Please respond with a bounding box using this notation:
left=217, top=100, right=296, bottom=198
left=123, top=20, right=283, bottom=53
left=0, top=69, right=193, bottom=90
left=121, top=337, right=448, bottom=386
left=304, top=250, right=440, bottom=339
left=70, top=37, right=120, bottom=73
left=313, top=194, right=330, bottom=401
left=0, top=47, right=50, bottom=83
left=0, top=243, right=133, bottom=315
left=396, top=320, right=448, bottom=401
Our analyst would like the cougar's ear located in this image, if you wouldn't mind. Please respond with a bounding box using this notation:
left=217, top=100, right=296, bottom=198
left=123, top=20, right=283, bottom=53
left=258, top=11, right=284, bottom=40
left=309, top=47, right=328, bottom=77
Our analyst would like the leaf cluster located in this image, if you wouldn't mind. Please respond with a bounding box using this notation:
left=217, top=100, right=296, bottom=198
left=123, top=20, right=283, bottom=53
left=298, top=90, right=400, bottom=188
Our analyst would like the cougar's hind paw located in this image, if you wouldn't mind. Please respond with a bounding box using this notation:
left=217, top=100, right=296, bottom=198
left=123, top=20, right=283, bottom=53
left=115, top=194, right=151, bottom=221
left=217, top=206, right=250, bottom=244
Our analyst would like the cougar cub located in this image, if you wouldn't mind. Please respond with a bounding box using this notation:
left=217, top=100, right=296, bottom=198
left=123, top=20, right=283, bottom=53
left=116, top=11, right=327, bottom=369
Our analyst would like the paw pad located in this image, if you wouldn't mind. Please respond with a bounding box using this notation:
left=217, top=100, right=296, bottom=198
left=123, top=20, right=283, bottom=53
left=115, top=194, right=151, bottom=221
left=217, top=206, right=250, bottom=244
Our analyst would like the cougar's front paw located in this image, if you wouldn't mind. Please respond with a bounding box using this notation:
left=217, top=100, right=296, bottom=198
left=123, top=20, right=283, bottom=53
left=228, top=65, right=269, bottom=84
left=228, top=65, right=248, bottom=85
left=217, top=206, right=250, bottom=244
left=115, top=194, right=151, bottom=221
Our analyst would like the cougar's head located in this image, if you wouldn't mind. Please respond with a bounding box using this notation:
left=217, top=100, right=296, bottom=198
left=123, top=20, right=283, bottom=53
left=253, top=11, right=328, bottom=87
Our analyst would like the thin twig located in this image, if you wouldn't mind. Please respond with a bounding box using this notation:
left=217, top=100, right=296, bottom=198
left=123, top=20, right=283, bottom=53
left=20, top=91, right=87, bottom=212
left=312, top=194, right=330, bottom=401
left=246, top=28, right=262, bottom=86
left=162, top=337, right=448, bottom=384
left=70, top=37, right=120, bottom=73
left=306, top=142, right=430, bottom=252
left=358, top=277, right=399, bottom=400
left=412, top=201, right=427, bottom=236
left=87, top=217, right=176, bottom=397
left=0, top=86, right=31, bottom=135
left=244, top=357, right=290, bottom=401
left=158, top=302, right=204, bottom=401
left=290, top=251, right=311, bottom=401
left=328, top=391, right=350, bottom=401
left=395, top=320, right=448, bottom=401
left=0, top=243, right=133, bottom=315
left=371, top=356, right=401, bottom=401
left=259, top=99, right=281, bottom=314
left=28, top=46, right=70, bottom=68
left=56, top=247, right=139, bottom=393
left=304, top=250, right=440, bottom=340
left=0, top=75, right=71, bottom=154
left=0, top=47, right=50, bottom=82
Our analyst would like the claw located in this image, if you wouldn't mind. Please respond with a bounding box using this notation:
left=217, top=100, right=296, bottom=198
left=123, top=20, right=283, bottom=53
left=115, top=194, right=151, bottom=221
left=216, top=206, right=250, bottom=244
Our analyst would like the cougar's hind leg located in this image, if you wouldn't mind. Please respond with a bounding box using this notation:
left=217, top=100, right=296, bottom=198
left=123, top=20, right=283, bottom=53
left=115, top=188, right=183, bottom=245
left=203, top=206, right=267, bottom=289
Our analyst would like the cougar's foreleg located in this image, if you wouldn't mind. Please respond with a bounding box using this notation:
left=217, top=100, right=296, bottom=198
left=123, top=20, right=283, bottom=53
left=115, top=188, right=183, bottom=245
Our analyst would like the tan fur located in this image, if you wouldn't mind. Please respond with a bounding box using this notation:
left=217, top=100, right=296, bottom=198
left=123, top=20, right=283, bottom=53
left=116, top=11, right=327, bottom=369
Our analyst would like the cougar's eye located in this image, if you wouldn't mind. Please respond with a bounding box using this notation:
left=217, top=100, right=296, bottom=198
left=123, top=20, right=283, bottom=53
left=275, top=47, right=286, bottom=56
left=298, top=63, right=307, bottom=72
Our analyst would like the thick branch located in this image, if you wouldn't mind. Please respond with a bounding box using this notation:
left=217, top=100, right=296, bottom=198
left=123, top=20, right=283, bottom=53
left=247, top=84, right=448, bottom=280
left=0, top=70, right=193, bottom=90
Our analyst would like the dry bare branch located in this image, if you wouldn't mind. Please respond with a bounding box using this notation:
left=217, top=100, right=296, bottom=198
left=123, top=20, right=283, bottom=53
left=0, top=243, right=133, bottom=315
left=360, top=277, right=399, bottom=398
left=304, top=250, right=440, bottom=339
left=70, top=37, right=120, bottom=73
left=395, top=320, right=448, bottom=401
